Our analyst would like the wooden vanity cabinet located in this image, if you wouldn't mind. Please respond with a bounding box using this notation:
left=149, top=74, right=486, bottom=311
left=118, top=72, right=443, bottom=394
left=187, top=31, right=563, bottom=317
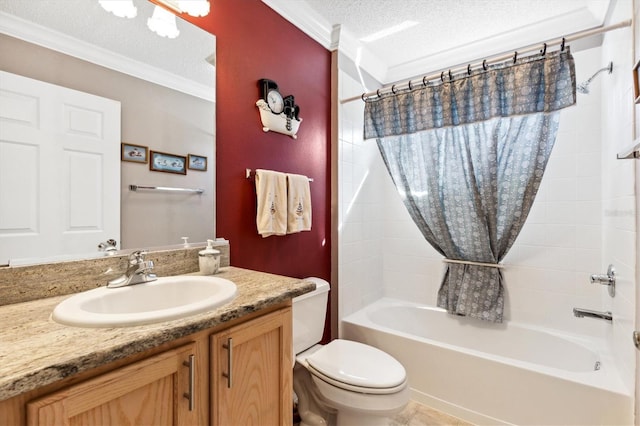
left=210, top=307, right=292, bottom=426
left=1, top=303, right=293, bottom=426
left=26, top=343, right=199, bottom=426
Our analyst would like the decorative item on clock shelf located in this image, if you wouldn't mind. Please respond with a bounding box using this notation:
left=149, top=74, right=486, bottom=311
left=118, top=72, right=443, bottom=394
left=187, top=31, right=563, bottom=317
left=256, top=78, right=302, bottom=139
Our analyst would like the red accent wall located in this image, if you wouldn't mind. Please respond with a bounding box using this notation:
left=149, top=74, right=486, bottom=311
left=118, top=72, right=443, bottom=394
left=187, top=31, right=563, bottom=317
left=187, top=2, right=332, bottom=283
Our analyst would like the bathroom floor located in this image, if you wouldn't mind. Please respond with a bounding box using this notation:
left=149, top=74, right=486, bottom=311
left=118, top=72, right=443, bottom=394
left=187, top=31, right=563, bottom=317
left=391, top=401, right=473, bottom=426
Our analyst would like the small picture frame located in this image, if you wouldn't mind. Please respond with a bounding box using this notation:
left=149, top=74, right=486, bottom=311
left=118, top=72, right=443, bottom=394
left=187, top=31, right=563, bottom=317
left=121, top=143, right=148, bottom=163
left=188, top=154, right=207, bottom=171
left=634, top=59, right=640, bottom=103
left=150, top=150, right=187, bottom=175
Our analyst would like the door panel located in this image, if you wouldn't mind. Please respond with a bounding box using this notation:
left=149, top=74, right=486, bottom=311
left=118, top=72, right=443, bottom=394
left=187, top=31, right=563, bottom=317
left=0, top=70, right=120, bottom=264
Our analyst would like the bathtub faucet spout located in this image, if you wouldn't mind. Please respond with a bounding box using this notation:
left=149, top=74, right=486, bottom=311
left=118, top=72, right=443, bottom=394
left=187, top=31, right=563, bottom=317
left=573, top=308, right=612, bottom=322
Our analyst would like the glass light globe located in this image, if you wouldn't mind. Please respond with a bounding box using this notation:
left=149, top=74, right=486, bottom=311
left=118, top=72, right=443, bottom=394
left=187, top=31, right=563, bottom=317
left=99, top=0, right=137, bottom=18
left=147, top=6, right=180, bottom=39
left=178, top=0, right=210, bottom=17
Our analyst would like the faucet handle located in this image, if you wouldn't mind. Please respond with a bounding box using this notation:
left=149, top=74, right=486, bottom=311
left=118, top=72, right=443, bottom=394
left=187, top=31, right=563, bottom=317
left=589, top=264, right=616, bottom=297
left=140, top=259, right=154, bottom=271
left=128, top=250, right=148, bottom=264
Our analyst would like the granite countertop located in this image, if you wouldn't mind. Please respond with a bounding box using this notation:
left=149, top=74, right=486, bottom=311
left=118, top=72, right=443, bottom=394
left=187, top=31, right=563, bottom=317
left=0, top=267, right=315, bottom=401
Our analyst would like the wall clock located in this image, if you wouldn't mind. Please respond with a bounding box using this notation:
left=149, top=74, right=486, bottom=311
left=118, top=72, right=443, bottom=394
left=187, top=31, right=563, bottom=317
left=256, top=78, right=302, bottom=139
left=261, top=79, right=284, bottom=114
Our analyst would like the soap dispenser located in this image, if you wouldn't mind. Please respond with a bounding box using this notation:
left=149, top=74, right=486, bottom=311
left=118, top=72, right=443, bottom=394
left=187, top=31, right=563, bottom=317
left=199, top=239, right=220, bottom=275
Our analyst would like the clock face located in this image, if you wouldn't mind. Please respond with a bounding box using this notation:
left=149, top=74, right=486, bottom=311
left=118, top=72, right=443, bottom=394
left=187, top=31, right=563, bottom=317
left=266, top=89, right=284, bottom=114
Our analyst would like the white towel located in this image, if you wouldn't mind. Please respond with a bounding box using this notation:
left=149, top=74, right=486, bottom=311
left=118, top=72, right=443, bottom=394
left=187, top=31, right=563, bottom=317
left=286, top=173, right=312, bottom=234
left=255, top=169, right=287, bottom=237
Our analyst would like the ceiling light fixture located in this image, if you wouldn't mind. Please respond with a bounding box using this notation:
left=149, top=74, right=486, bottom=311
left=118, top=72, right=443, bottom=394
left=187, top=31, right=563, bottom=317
left=154, top=0, right=211, bottom=17
left=359, top=20, right=418, bottom=43
left=99, top=0, right=137, bottom=18
left=147, top=5, right=180, bottom=39
left=178, top=0, right=210, bottom=17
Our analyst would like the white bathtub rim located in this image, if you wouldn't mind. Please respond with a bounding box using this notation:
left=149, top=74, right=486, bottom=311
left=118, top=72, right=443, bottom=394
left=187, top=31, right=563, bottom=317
left=341, top=297, right=630, bottom=397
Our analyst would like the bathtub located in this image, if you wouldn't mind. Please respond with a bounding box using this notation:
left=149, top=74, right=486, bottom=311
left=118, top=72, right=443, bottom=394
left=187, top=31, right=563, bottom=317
left=341, top=298, right=632, bottom=426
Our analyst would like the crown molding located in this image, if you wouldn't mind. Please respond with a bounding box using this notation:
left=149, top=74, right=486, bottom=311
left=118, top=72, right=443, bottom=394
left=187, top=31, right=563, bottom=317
left=261, top=0, right=333, bottom=49
left=383, top=6, right=606, bottom=83
left=263, top=0, right=611, bottom=86
left=261, top=0, right=389, bottom=82
left=0, top=11, right=215, bottom=102
left=330, top=25, right=386, bottom=84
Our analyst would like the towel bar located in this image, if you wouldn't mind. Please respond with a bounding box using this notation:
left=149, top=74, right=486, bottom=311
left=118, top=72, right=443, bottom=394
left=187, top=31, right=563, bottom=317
left=245, top=168, right=314, bottom=182
left=129, top=185, right=204, bottom=194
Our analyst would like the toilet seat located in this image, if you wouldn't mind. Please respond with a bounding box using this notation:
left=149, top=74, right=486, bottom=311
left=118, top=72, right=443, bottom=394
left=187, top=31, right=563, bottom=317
left=304, top=340, right=407, bottom=395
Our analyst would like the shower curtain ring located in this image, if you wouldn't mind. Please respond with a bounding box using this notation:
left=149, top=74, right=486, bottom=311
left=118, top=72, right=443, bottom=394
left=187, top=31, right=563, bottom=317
left=540, top=42, right=547, bottom=56
left=391, top=84, right=397, bottom=94
left=561, top=37, right=566, bottom=51
left=376, top=89, right=381, bottom=98
left=441, top=71, right=445, bottom=82
left=449, top=70, right=453, bottom=81
left=361, top=93, right=367, bottom=102
left=408, top=80, right=413, bottom=90
left=482, top=59, right=488, bottom=70
left=467, top=64, right=472, bottom=75
left=513, top=51, right=518, bottom=63
left=423, top=76, right=428, bottom=86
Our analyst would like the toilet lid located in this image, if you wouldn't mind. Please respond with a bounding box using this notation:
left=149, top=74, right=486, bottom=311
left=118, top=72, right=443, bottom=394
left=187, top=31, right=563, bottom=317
left=306, top=340, right=406, bottom=389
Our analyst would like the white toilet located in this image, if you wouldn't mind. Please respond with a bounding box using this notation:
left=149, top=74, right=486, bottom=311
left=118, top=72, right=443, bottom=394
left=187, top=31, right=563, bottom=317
left=293, top=277, right=410, bottom=426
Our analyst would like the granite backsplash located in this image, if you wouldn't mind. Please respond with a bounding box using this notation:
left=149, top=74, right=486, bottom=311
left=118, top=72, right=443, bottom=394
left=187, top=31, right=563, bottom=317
left=0, top=242, right=230, bottom=306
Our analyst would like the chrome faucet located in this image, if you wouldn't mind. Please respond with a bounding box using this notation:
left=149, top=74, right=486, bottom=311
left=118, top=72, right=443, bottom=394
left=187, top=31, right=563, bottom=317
left=107, top=250, right=157, bottom=288
left=98, top=239, right=118, bottom=255
left=589, top=264, right=616, bottom=297
left=573, top=308, right=612, bottom=322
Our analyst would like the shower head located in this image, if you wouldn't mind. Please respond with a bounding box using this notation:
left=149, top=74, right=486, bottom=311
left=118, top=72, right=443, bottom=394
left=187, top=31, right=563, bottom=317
left=576, top=61, right=613, bottom=94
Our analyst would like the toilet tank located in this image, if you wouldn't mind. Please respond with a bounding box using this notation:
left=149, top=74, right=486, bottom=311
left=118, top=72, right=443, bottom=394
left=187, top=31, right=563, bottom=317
left=293, top=277, right=330, bottom=355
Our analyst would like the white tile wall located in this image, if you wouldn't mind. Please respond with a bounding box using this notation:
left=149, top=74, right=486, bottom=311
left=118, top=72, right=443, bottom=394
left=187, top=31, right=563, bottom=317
left=337, top=71, right=385, bottom=319
left=337, top=4, right=636, bottom=391
left=602, top=0, right=636, bottom=394
left=499, top=47, right=608, bottom=335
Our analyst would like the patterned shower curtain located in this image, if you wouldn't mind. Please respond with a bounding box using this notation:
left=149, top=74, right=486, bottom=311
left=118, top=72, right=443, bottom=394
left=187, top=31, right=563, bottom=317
left=364, top=49, right=576, bottom=322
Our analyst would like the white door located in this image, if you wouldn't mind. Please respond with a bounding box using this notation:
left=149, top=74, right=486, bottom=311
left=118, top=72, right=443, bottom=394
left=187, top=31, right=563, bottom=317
left=0, top=71, right=120, bottom=264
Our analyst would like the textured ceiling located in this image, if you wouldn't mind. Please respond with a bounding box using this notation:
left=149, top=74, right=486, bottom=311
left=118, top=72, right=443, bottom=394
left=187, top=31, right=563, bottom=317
left=0, top=0, right=215, bottom=87
left=272, top=0, right=611, bottom=83
left=1, top=0, right=613, bottom=88
left=306, top=0, right=600, bottom=64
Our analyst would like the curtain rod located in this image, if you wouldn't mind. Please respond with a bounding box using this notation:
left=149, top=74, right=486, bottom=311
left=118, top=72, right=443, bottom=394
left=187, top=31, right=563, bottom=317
left=341, top=19, right=631, bottom=104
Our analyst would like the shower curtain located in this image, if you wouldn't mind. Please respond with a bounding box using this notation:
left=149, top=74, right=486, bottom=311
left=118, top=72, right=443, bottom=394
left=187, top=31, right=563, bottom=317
left=364, top=49, right=576, bottom=322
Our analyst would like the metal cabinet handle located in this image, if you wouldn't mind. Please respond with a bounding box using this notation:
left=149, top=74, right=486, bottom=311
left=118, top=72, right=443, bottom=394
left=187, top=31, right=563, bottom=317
left=222, top=337, right=233, bottom=388
left=183, top=354, right=195, bottom=411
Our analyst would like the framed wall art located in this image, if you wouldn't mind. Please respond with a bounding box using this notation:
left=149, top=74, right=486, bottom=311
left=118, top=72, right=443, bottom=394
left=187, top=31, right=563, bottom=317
left=150, top=150, right=187, bottom=174
left=188, top=154, right=207, bottom=171
left=121, top=143, right=148, bottom=163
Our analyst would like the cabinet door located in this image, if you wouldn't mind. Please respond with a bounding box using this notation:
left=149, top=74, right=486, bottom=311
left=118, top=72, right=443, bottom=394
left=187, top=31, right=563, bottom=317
left=211, top=307, right=292, bottom=426
left=27, top=343, right=198, bottom=426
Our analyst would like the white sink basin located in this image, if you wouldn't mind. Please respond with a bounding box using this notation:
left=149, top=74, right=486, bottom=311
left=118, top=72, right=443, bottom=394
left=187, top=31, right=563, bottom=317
left=52, top=276, right=237, bottom=327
